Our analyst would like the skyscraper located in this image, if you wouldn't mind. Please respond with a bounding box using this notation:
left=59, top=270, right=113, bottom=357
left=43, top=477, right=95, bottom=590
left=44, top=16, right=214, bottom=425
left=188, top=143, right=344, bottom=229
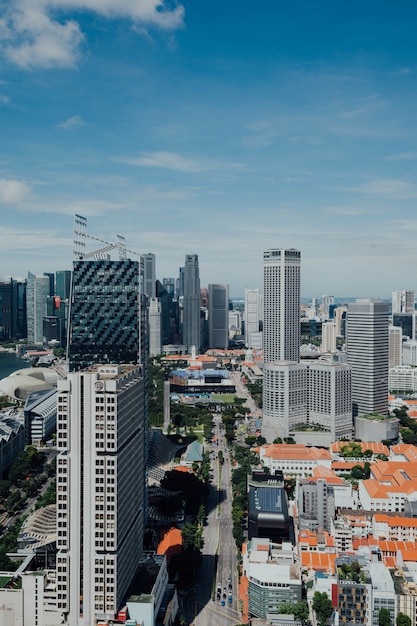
left=182, top=253, right=200, bottom=352
left=208, top=283, right=229, bottom=349
left=244, top=288, right=262, bottom=348
left=307, top=360, right=352, bottom=440
left=143, top=253, right=156, bottom=299
left=347, top=300, right=389, bottom=417
left=148, top=296, right=162, bottom=356
left=392, top=290, right=415, bottom=314
left=26, top=272, right=51, bottom=344
left=68, top=259, right=140, bottom=371
left=263, top=249, right=300, bottom=363
left=56, top=364, right=146, bottom=625
left=262, top=249, right=305, bottom=441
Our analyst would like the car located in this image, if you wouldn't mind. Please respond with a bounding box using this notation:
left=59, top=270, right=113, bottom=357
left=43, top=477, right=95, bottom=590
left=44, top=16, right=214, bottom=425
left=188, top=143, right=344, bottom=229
left=223, top=593, right=226, bottom=599
left=228, top=595, right=232, bottom=604
left=221, top=599, right=225, bottom=606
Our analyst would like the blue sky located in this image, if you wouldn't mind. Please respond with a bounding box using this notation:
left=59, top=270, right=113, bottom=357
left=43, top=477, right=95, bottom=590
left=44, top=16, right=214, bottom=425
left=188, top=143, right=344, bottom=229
left=1, top=0, right=417, bottom=297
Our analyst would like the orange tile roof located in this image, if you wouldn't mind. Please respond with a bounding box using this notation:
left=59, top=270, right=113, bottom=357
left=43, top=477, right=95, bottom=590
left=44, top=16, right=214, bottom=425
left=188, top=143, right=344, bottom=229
left=331, top=441, right=389, bottom=455
left=156, top=528, right=182, bottom=557
left=332, top=461, right=365, bottom=469
left=374, top=514, right=417, bottom=528
left=301, top=552, right=337, bottom=574
left=261, top=443, right=331, bottom=461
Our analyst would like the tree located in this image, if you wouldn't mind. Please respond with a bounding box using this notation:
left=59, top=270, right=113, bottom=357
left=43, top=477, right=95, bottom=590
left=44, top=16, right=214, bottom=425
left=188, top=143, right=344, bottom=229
left=396, top=614, right=411, bottom=626
left=378, top=607, right=391, bottom=626
left=312, top=591, right=333, bottom=626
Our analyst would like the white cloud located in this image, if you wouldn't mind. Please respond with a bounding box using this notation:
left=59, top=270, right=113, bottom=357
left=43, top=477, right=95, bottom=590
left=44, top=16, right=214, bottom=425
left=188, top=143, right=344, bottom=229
left=0, top=0, right=184, bottom=69
left=119, top=150, right=245, bottom=173
left=383, top=152, right=417, bottom=161
left=57, top=114, right=85, bottom=129
left=0, top=178, right=31, bottom=204
left=0, top=94, right=11, bottom=104
left=123, top=151, right=203, bottom=172
left=346, top=179, right=417, bottom=200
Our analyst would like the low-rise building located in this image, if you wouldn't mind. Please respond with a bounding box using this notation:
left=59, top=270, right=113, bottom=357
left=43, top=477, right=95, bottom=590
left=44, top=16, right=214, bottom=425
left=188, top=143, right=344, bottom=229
left=260, top=444, right=332, bottom=477
left=242, top=538, right=302, bottom=619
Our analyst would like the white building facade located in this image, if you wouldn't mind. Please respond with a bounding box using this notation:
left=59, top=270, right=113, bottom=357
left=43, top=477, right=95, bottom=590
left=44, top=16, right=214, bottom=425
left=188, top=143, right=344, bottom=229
left=347, top=300, right=389, bottom=417
left=262, top=249, right=302, bottom=441
left=307, top=361, right=352, bottom=440
left=56, top=364, right=146, bottom=626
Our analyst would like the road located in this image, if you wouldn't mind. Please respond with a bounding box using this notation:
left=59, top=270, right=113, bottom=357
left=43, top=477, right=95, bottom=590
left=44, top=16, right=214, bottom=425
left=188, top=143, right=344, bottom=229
left=231, top=371, right=262, bottom=419
left=192, top=416, right=242, bottom=626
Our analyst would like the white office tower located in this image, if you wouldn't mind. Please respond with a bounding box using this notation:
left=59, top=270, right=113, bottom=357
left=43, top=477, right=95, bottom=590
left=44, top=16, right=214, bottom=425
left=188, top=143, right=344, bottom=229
left=244, top=288, right=261, bottom=348
left=334, top=306, right=347, bottom=336
left=402, top=340, right=417, bottom=366
left=347, top=300, right=389, bottom=417
left=56, top=365, right=146, bottom=625
left=389, top=325, right=402, bottom=368
left=143, top=253, right=156, bottom=298
left=208, top=283, right=229, bottom=349
left=321, top=321, right=337, bottom=353
left=27, top=272, right=51, bottom=344
left=263, top=249, right=300, bottom=363
left=262, top=249, right=304, bottom=441
left=148, top=297, right=162, bottom=356
left=321, top=295, right=334, bottom=318
left=182, top=254, right=200, bottom=352
left=263, top=362, right=308, bottom=441
left=392, top=290, right=415, bottom=314
left=308, top=361, right=352, bottom=440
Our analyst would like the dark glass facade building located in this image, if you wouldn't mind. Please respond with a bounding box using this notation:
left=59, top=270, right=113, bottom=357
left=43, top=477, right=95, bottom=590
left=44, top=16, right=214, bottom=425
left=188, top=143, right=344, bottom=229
left=69, top=259, right=140, bottom=371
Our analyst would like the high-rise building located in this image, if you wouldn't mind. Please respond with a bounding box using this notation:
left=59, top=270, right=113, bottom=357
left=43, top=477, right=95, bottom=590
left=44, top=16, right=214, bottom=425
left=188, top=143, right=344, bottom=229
left=208, top=284, right=229, bottom=350
left=262, top=362, right=308, bottom=441
left=68, top=259, right=141, bottom=371
left=56, top=270, right=72, bottom=301
left=0, top=278, right=27, bottom=341
left=321, top=321, right=337, bottom=353
left=182, top=254, right=200, bottom=352
left=148, top=297, right=162, bottom=356
left=347, top=300, right=389, bottom=417
left=26, top=272, right=51, bottom=344
left=389, top=325, right=402, bottom=368
left=56, top=364, right=146, bottom=625
left=392, top=290, right=415, bottom=314
left=321, top=295, right=334, bottom=319
left=244, top=288, right=262, bottom=348
left=143, top=253, right=156, bottom=299
left=307, top=361, right=352, bottom=440
left=263, top=249, right=300, bottom=363
left=262, top=249, right=303, bottom=441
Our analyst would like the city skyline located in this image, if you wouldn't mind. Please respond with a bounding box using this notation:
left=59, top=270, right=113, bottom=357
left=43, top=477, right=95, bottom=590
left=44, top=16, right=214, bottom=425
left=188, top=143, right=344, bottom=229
left=1, top=2, right=417, bottom=296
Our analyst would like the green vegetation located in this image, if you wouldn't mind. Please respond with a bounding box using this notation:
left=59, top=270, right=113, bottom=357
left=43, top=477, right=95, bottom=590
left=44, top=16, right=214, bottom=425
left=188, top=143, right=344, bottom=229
left=394, top=407, right=417, bottom=445
left=0, top=519, right=24, bottom=571
left=396, top=613, right=412, bottom=626
left=230, top=445, right=260, bottom=548
left=338, top=560, right=366, bottom=583
left=312, top=591, right=334, bottom=626
left=278, top=601, right=309, bottom=623
left=379, top=608, right=391, bottom=626
left=245, top=380, right=262, bottom=408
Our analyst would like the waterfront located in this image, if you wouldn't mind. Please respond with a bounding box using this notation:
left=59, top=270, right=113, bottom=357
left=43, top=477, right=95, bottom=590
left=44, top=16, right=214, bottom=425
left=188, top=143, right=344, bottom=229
left=0, top=351, right=29, bottom=380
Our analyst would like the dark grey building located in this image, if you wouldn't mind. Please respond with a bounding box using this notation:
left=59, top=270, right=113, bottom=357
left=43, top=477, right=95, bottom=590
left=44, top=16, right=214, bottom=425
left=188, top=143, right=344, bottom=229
left=248, top=471, right=290, bottom=542
left=68, top=259, right=141, bottom=371
left=182, top=254, right=200, bottom=352
left=208, top=283, right=229, bottom=349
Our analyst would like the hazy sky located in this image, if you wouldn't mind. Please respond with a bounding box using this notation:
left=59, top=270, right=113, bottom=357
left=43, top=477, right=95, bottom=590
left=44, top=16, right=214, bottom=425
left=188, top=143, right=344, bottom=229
left=1, top=1, right=417, bottom=297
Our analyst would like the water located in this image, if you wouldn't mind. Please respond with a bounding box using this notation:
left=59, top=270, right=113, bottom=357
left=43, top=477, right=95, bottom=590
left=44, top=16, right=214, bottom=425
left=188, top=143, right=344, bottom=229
left=0, top=352, right=30, bottom=380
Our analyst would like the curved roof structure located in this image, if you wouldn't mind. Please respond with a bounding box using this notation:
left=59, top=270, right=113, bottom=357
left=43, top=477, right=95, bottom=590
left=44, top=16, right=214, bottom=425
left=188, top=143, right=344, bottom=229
left=0, top=373, right=54, bottom=402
